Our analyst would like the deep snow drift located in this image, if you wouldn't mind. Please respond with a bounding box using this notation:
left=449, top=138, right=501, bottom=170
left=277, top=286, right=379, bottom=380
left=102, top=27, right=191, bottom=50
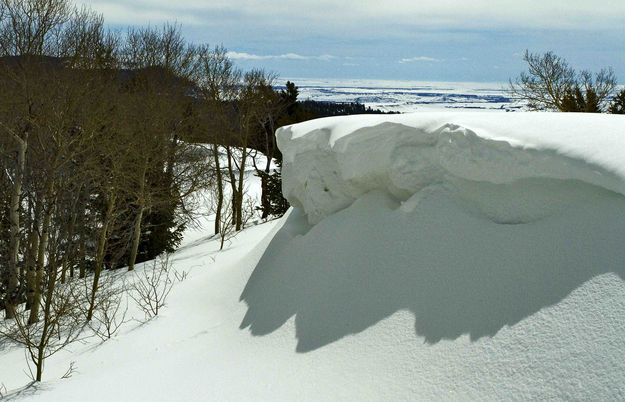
left=242, top=112, right=625, bottom=398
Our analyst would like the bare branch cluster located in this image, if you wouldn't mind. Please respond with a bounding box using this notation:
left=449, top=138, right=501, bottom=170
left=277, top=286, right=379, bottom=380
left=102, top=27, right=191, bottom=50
left=129, top=255, right=174, bottom=319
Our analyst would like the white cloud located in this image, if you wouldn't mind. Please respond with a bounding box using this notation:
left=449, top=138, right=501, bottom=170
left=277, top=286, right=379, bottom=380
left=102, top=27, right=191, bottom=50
left=399, top=56, right=442, bottom=63
left=76, top=0, right=625, bottom=32
left=227, top=51, right=336, bottom=61
left=75, top=0, right=202, bottom=25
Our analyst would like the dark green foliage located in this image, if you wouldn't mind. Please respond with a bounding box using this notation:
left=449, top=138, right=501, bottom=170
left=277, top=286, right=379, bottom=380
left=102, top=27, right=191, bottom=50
left=256, top=166, right=290, bottom=219
left=298, top=100, right=399, bottom=117
left=561, top=86, right=600, bottom=112
left=609, top=88, right=625, bottom=114
left=140, top=207, right=185, bottom=262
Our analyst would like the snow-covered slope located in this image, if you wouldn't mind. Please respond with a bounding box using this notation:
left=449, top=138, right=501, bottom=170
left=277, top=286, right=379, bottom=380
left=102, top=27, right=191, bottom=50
left=4, top=112, right=625, bottom=400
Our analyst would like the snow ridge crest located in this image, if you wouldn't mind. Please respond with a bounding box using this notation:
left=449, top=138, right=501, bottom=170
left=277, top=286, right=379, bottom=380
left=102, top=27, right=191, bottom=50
left=277, top=113, right=625, bottom=224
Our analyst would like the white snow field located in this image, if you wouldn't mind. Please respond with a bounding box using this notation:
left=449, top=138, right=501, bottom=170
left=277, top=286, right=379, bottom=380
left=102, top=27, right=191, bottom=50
left=3, top=112, right=625, bottom=400
left=285, top=78, right=519, bottom=112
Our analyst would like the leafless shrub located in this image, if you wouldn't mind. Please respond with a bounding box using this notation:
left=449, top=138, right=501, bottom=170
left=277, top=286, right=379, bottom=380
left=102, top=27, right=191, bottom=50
left=129, top=255, right=174, bottom=320
left=87, top=273, right=129, bottom=341
left=174, top=270, right=188, bottom=283
left=61, top=361, right=77, bottom=379
left=0, top=278, right=86, bottom=382
left=241, top=193, right=259, bottom=227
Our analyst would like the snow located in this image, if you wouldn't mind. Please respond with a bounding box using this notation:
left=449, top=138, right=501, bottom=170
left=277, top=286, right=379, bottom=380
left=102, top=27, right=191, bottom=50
left=4, top=112, right=625, bottom=400
left=283, top=78, right=518, bottom=112
left=278, top=112, right=625, bottom=223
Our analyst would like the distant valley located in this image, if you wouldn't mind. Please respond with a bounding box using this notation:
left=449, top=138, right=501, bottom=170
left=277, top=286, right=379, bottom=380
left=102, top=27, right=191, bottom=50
left=283, top=78, right=522, bottom=113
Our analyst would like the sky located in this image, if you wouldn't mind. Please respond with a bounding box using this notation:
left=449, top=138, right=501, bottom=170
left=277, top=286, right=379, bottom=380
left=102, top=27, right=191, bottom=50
left=75, top=0, right=625, bottom=83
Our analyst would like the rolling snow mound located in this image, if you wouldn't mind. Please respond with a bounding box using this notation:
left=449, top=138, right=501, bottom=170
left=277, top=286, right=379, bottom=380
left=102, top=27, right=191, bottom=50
left=239, top=112, right=625, bottom=399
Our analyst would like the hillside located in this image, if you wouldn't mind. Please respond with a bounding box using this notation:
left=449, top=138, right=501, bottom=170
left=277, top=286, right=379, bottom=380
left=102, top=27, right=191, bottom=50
left=3, top=112, right=625, bottom=400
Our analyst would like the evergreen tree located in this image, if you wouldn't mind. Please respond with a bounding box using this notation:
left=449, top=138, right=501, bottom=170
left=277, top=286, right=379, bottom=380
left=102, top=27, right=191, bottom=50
left=609, top=88, right=625, bottom=114
left=255, top=164, right=290, bottom=219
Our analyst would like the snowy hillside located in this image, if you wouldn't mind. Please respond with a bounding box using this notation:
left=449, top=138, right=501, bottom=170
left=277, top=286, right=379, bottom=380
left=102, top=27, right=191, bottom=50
left=4, top=112, right=625, bottom=400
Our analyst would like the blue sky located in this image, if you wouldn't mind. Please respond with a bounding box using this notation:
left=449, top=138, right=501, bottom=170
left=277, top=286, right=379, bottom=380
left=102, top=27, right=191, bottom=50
left=77, top=0, right=625, bottom=83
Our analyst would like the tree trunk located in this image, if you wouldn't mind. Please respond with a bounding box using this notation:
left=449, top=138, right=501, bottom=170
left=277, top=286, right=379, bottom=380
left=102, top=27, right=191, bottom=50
left=87, top=192, right=116, bottom=321
left=128, top=206, right=144, bottom=271
left=35, top=256, right=59, bottom=382
left=25, top=202, right=40, bottom=311
left=78, top=233, right=86, bottom=279
left=60, top=202, right=78, bottom=283
left=128, top=165, right=147, bottom=271
left=28, top=191, right=53, bottom=325
left=235, top=146, right=248, bottom=231
left=5, top=133, right=27, bottom=319
left=225, top=146, right=238, bottom=226
left=212, top=144, right=223, bottom=235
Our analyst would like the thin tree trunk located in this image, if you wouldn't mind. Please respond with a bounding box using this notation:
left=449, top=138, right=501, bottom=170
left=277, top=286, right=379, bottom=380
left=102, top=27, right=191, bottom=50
left=87, top=192, right=116, bottom=321
left=128, top=206, right=144, bottom=271
left=28, top=189, right=53, bottom=325
left=5, top=133, right=27, bottom=319
left=212, top=143, right=223, bottom=235
left=25, top=201, right=41, bottom=311
left=128, top=165, right=147, bottom=271
left=59, top=211, right=75, bottom=284
left=78, top=233, right=86, bottom=279
left=235, top=146, right=248, bottom=231
left=225, top=146, right=238, bottom=226
left=77, top=196, right=87, bottom=279
left=35, top=255, right=58, bottom=382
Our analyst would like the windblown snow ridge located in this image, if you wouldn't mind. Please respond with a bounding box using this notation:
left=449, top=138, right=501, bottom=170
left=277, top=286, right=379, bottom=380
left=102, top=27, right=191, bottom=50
left=277, top=112, right=625, bottom=224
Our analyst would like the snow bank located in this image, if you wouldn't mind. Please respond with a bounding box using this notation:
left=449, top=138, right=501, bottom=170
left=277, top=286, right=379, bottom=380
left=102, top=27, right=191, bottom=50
left=236, top=111, right=625, bottom=398
left=277, top=112, right=625, bottom=223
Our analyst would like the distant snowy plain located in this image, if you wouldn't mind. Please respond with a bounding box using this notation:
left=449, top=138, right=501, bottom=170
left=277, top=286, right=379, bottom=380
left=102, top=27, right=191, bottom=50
left=282, top=78, right=521, bottom=113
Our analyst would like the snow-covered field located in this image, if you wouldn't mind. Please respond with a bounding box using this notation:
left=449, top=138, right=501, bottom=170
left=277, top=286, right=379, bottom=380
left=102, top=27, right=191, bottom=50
left=3, top=112, right=625, bottom=400
left=284, top=78, right=520, bottom=112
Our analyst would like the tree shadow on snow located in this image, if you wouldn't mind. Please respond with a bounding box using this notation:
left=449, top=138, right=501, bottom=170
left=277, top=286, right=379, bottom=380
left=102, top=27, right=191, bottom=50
left=239, top=184, right=625, bottom=352
left=1, top=381, right=47, bottom=401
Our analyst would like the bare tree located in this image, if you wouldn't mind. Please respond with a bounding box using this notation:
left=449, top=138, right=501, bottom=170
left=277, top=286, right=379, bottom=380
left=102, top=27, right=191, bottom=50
left=230, top=69, right=277, bottom=230
left=87, top=272, right=128, bottom=340
left=194, top=45, right=241, bottom=235
left=509, top=50, right=617, bottom=112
